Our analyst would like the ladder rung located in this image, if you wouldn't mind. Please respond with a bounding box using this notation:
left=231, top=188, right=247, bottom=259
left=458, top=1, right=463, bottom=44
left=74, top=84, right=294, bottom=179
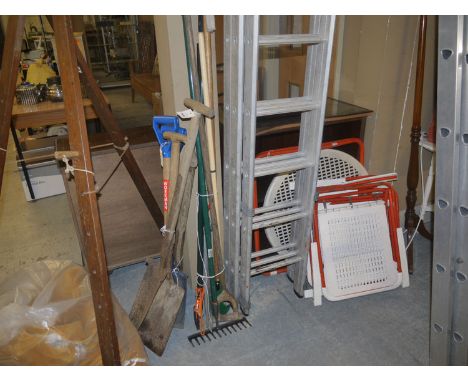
left=250, top=255, right=302, bottom=276
left=252, top=210, right=308, bottom=230
left=252, top=206, right=303, bottom=225
left=254, top=155, right=313, bottom=177
left=254, top=200, right=299, bottom=215
left=258, top=33, right=324, bottom=47
left=251, top=250, right=298, bottom=268
left=256, top=97, right=320, bottom=117
left=251, top=242, right=296, bottom=259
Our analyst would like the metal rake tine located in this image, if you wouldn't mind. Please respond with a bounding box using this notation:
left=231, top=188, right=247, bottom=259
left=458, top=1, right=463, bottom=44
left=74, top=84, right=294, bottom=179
left=200, top=335, right=206, bottom=343
left=240, top=320, right=248, bottom=328
left=189, top=338, right=195, bottom=347
left=205, top=332, right=212, bottom=341
left=195, top=337, right=200, bottom=345
left=231, top=325, right=237, bottom=332
left=225, top=326, right=232, bottom=334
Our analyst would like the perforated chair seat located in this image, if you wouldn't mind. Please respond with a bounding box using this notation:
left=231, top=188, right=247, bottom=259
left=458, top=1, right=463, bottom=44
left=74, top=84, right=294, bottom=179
left=263, top=149, right=368, bottom=249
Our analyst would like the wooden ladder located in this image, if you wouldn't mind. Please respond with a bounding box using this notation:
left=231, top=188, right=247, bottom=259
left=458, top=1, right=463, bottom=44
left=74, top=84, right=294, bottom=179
left=0, top=16, right=164, bottom=365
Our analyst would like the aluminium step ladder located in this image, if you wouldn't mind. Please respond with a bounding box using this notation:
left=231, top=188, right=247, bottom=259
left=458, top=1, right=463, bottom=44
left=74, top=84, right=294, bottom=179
left=223, top=15, right=336, bottom=313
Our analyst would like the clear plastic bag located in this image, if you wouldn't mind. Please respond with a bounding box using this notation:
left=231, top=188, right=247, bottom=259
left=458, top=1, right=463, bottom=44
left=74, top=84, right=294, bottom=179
left=0, top=260, right=148, bottom=365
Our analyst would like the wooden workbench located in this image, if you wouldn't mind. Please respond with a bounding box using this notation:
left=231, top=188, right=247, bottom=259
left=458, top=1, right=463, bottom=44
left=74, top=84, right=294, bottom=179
left=11, top=97, right=108, bottom=130
left=10, top=97, right=109, bottom=200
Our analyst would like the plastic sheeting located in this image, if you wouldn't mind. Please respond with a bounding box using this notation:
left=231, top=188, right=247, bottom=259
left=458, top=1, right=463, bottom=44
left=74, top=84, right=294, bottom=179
left=0, top=260, right=148, bottom=365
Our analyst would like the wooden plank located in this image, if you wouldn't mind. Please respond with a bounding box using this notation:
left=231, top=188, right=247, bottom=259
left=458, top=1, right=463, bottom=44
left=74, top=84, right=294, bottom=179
left=0, top=16, right=25, bottom=195
left=11, top=98, right=106, bottom=130
left=131, top=73, right=161, bottom=104
left=63, top=143, right=164, bottom=270
left=53, top=16, right=120, bottom=366
left=75, top=43, right=165, bottom=231
left=405, top=16, right=428, bottom=273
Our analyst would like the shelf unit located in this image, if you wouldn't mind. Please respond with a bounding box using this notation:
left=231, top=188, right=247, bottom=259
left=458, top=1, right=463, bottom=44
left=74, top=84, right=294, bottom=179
left=84, top=16, right=139, bottom=82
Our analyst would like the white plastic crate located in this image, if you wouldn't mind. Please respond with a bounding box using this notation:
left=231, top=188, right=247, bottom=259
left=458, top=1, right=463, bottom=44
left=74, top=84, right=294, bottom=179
left=317, top=201, right=402, bottom=300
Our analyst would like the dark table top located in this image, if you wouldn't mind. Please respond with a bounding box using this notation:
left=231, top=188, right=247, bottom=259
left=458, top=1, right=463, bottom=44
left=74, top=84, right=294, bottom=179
left=256, top=97, right=373, bottom=137
left=325, top=97, right=372, bottom=121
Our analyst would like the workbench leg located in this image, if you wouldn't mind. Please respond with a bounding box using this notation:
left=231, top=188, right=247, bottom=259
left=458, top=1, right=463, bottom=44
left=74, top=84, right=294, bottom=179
left=10, top=126, right=35, bottom=200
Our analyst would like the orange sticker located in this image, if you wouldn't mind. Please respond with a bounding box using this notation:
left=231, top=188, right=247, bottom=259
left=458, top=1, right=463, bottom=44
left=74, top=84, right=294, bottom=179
left=163, top=179, right=170, bottom=212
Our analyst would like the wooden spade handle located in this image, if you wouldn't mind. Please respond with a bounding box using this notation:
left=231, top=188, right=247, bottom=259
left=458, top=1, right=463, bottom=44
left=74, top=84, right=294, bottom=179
left=183, top=98, right=215, bottom=118
left=162, top=156, right=171, bottom=225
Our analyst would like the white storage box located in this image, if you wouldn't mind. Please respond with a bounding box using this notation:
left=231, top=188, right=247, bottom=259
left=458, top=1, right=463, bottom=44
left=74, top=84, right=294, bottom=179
left=18, top=160, right=66, bottom=201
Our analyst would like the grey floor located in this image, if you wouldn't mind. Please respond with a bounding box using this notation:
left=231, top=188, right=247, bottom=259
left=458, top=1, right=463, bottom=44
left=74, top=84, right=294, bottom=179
left=110, top=234, right=432, bottom=366
left=0, top=85, right=432, bottom=365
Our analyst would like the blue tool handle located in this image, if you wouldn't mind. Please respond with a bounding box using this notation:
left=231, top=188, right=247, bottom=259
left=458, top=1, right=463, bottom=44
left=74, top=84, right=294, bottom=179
left=152, top=116, right=178, bottom=158
left=152, top=116, right=187, bottom=158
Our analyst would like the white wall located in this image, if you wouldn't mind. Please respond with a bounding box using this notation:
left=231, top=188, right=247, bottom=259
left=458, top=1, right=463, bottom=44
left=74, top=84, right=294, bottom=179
left=337, top=16, right=437, bottom=205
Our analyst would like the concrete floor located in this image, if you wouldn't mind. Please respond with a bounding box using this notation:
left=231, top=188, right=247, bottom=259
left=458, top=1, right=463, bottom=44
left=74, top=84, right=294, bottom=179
left=0, top=137, right=82, bottom=280
left=0, top=86, right=433, bottom=364
left=111, top=234, right=431, bottom=365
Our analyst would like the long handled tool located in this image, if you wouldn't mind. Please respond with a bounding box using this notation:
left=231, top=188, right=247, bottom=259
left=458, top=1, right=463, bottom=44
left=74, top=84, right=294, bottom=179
left=186, top=113, right=252, bottom=345
left=172, top=151, right=197, bottom=329
left=182, top=17, right=248, bottom=344
left=198, top=17, right=223, bottom=242
left=152, top=116, right=187, bottom=224
left=165, top=131, right=187, bottom=212
left=187, top=98, right=243, bottom=323
left=130, top=100, right=214, bottom=356
left=182, top=15, right=216, bottom=332
left=164, top=130, right=189, bottom=329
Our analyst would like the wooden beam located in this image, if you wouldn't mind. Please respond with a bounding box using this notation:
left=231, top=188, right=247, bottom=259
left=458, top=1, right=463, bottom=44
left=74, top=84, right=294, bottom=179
left=0, top=16, right=24, bottom=195
left=405, top=15, right=428, bottom=274
left=46, top=15, right=164, bottom=230
left=53, top=16, right=120, bottom=365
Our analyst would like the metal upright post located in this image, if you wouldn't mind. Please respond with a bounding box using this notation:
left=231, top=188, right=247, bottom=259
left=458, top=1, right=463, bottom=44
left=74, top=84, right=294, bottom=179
left=291, top=16, right=335, bottom=293
left=223, top=16, right=245, bottom=300
left=238, top=15, right=260, bottom=312
left=430, top=15, right=468, bottom=366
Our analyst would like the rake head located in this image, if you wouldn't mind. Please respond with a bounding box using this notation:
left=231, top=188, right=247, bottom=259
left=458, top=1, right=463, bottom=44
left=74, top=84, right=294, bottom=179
left=187, top=317, right=252, bottom=347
